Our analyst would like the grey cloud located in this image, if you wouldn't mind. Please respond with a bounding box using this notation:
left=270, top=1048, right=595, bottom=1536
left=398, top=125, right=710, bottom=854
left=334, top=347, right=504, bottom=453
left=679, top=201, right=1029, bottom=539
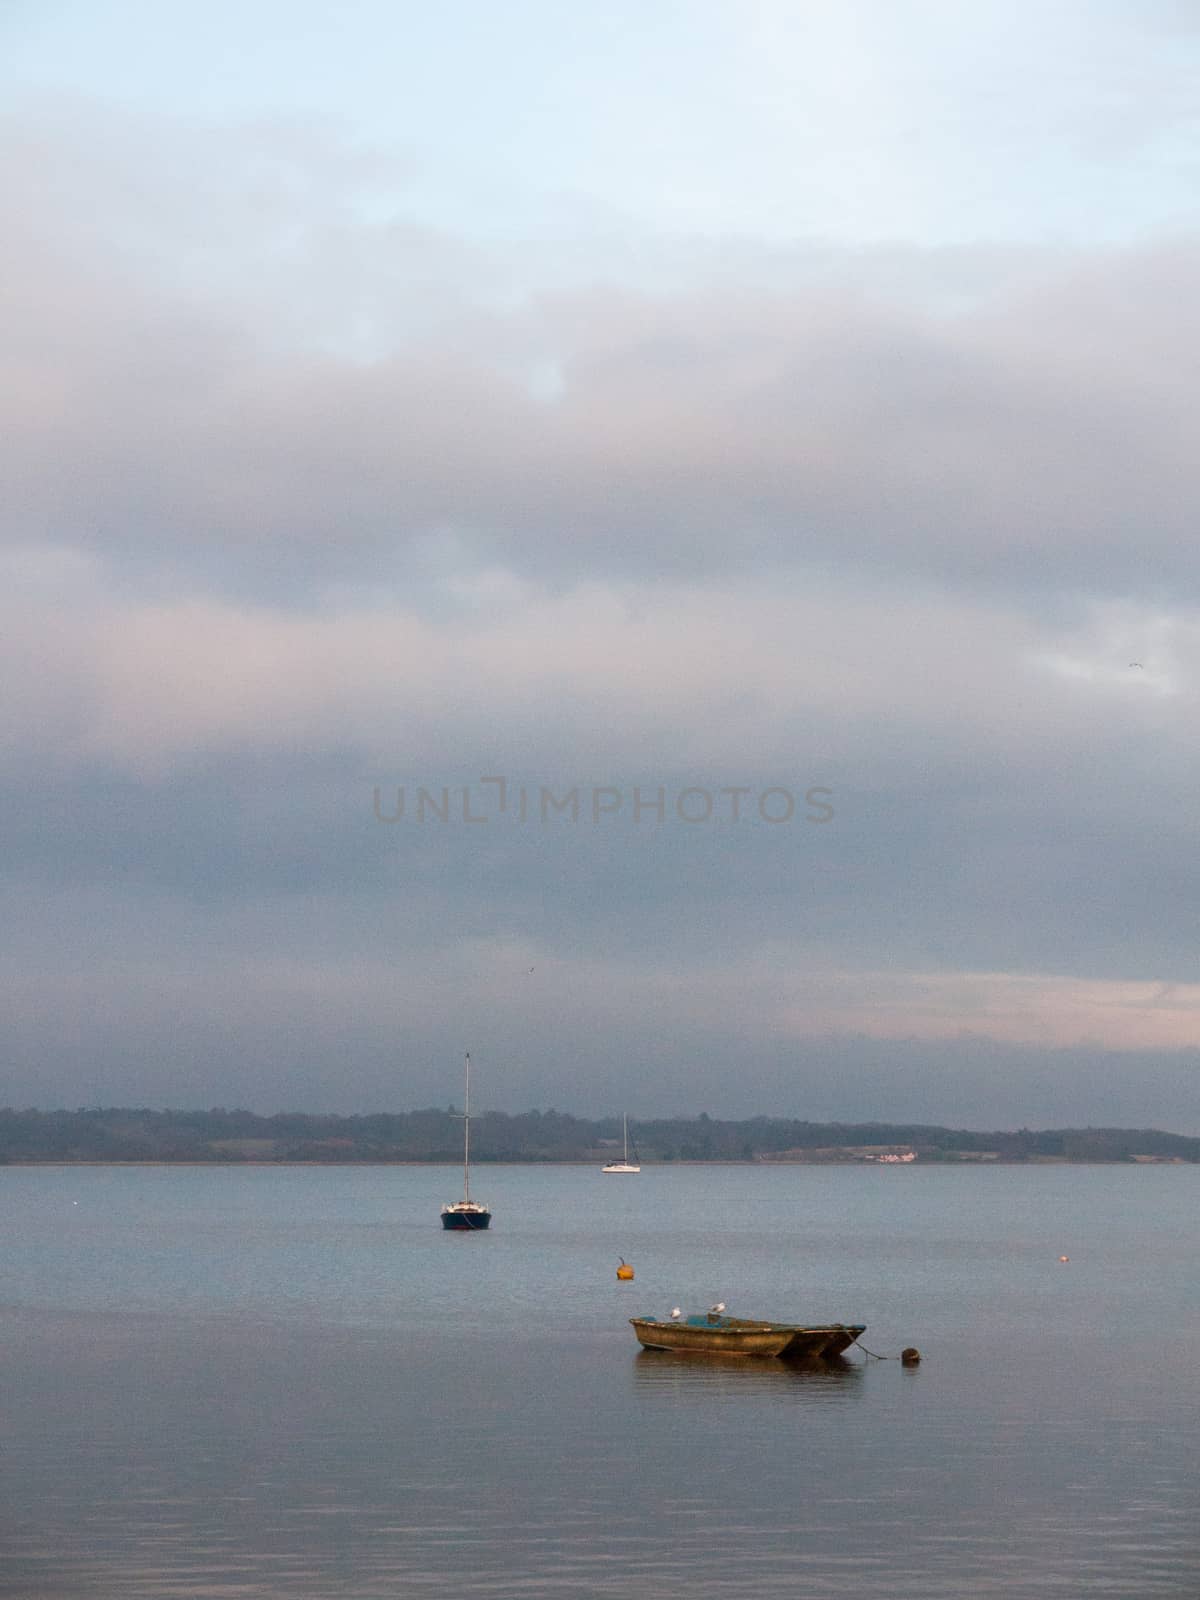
left=4, top=101, right=1200, bottom=604
left=3, top=96, right=1200, bottom=1123
left=3, top=881, right=1199, bottom=1129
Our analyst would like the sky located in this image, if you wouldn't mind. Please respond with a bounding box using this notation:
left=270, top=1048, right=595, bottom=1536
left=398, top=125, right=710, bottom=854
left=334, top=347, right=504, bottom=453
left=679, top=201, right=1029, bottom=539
left=3, top=0, right=1200, bottom=1126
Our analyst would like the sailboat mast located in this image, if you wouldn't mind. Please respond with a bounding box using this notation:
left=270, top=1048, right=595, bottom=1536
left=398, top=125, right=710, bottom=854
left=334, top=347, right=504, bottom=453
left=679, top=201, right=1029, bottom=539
left=463, top=1052, right=471, bottom=1202
left=623, top=1112, right=628, bottom=1164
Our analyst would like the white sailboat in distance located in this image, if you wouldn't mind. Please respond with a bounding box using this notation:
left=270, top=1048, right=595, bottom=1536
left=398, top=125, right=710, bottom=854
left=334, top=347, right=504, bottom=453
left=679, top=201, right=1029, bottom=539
left=602, top=1114, right=641, bottom=1173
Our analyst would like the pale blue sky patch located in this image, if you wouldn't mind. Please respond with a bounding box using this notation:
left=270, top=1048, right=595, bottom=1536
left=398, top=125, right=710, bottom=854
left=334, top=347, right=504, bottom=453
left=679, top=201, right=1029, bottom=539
left=6, top=0, right=1200, bottom=253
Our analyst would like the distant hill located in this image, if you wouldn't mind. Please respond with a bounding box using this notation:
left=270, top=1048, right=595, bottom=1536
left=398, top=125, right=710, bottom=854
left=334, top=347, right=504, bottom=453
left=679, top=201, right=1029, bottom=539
left=0, top=1107, right=1196, bottom=1164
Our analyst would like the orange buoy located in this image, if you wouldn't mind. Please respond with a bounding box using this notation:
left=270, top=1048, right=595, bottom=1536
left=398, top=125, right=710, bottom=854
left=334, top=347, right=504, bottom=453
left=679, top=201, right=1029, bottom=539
left=1059, top=1255, right=1070, bottom=1263
left=616, top=1258, right=634, bottom=1281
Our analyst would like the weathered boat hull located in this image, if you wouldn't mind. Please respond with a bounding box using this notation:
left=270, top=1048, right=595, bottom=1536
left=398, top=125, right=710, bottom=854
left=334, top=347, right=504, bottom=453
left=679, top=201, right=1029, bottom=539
left=630, top=1316, right=864, bottom=1359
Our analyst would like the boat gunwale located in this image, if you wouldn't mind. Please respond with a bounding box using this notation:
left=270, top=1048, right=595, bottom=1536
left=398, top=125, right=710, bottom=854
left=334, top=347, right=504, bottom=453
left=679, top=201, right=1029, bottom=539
left=629, top=1315, right=865, bottom=1359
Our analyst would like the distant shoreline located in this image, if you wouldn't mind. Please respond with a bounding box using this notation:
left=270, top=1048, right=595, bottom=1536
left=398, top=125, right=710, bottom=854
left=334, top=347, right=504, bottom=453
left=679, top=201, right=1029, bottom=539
left=1, top=1156, right=1192, bottom=1168
left=3, top=1110, right=1195, bottom=1165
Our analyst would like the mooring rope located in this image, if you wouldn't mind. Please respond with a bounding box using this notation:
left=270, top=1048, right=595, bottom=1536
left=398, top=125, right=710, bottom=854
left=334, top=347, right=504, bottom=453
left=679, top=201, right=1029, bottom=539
left=852, top=1337, right=893, bottom=1360
left=852, top=1336, right=921, bottom=1364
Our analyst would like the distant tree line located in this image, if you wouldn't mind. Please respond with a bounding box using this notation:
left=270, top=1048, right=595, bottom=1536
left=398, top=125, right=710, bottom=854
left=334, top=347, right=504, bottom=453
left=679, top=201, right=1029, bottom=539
left=0, top=1106, right=1195, bottom=1164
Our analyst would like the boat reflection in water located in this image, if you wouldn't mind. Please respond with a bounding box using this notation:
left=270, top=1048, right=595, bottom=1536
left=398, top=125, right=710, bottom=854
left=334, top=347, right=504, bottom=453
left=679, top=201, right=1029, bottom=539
left=632, top=1346, right=864, bottom=1398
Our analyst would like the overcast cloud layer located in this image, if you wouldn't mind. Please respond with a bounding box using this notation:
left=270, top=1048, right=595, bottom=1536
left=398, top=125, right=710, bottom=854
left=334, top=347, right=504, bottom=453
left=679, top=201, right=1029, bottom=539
left=3, top=3, right=1200, bottom=1126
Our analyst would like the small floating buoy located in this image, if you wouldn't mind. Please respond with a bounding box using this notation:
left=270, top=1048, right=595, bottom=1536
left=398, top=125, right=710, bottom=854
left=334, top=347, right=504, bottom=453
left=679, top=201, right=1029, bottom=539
left=901, top=1347, right=921, bottom=1366
left=1059, top=1255, right=1070, bottom=1263
left=616, top=1258, right=634, bottom=1281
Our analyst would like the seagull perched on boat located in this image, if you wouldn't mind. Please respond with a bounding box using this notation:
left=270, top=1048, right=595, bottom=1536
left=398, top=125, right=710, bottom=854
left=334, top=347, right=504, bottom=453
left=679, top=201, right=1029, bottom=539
left=710, top=1302, right=726, bottom=1314
left=671, top=1307, right=681, bottom=1320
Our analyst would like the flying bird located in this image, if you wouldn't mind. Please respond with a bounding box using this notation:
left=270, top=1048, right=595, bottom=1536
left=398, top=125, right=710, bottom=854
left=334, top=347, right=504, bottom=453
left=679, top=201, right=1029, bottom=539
left=671, top=1307, right=681, bottom=1320
left=1129, top=662, right=1143, bottom=668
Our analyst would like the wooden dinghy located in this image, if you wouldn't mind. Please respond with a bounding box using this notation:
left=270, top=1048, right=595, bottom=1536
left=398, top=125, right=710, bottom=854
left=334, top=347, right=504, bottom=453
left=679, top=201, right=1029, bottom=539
left=630, top=1311, right=865, bottom=1360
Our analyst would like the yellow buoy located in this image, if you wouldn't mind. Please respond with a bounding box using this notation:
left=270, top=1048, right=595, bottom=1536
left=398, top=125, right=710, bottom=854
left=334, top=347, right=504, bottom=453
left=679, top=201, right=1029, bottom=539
left=616, top=1258, right=634, bottom=1281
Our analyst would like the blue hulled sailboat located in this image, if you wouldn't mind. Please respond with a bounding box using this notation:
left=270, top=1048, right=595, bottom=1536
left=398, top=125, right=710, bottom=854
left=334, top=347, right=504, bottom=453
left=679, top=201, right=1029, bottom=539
left=441, top=1052, right=491, bottom=1230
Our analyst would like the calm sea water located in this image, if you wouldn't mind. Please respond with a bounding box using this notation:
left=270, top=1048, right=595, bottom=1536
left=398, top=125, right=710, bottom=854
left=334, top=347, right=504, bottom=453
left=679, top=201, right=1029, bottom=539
left=2, top=1162, right=1197, bottom=1598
